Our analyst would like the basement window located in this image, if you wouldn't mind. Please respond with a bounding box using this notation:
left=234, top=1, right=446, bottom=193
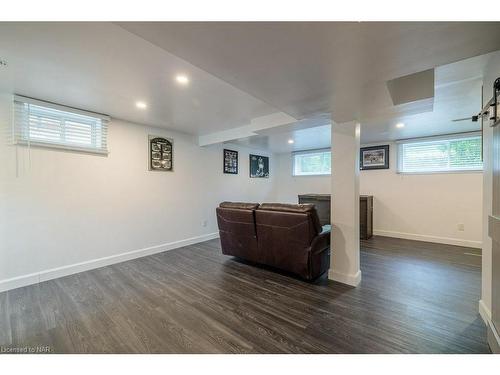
left=292, top=149, right=331, bottom=176
left=397, top=133, right=483, bottom=174
left=13, top=95, right=110, bottom=154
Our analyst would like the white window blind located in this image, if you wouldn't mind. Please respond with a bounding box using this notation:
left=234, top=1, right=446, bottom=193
left=292, top=149, right=331, bottom=176
left=13, top=95, right=110, bottom=154
left=397, top=133, right=483, bottom=173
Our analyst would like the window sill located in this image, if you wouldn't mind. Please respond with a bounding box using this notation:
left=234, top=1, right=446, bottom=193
left=14, top=140, right=108, bottom=156
left=396, top=169, right=483, bottom=175
left=292, top=174, right=331, bottom=177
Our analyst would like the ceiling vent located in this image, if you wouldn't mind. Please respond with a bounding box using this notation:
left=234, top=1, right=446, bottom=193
left=387, top=68, right=434, bottom=106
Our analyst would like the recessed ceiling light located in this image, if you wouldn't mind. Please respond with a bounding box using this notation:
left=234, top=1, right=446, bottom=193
left=135, top=101, right=147, bottom=109
left=288, top=139, right=295, bottom=144
left=175, top=74, right=190, bottom=85
left=396, top=122, right=405, bottom=128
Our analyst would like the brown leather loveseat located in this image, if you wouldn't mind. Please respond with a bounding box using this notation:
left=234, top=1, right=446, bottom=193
left=216, top=202, right=331, bottom=280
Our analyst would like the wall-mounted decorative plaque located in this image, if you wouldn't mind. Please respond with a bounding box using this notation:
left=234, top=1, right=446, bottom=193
left=223, top=149, right=238, bottom=174
left=249, top=154, right=269, bottom=178
left=149, top=136, right=173, bottom=172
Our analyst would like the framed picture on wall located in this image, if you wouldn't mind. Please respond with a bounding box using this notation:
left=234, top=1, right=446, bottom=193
left=249, top=154, right=269, bottom=178
left=360, top=145, right=389, bottom=170
left=149, top=135, right=173, bottom=172
left=223, top=149, right=238, bottom=174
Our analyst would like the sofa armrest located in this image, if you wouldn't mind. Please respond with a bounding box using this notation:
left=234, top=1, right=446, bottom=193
left=306, top=226, right=331, bottom=280
left=311, top=226, right=330, bottom=253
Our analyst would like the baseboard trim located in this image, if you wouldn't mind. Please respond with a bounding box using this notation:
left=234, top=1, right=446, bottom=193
left=328, top=270, right=361, bottom=287
left=479, top=300, right=500, bottom=353
left=488, top=322, right=500, bottom=354
left=479, top=299, right=492, bottom=324
left=373, top=229, right=482, bottom=249
left=0, top=232, right=220, bottom=293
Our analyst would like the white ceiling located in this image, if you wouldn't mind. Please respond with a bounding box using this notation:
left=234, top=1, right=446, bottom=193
left=1, top=22, right=500, bottom=151
left=228, top=115, right=332, bottom=153
left=118, top=22, right=500, bottom=123
left=360, top=53, right=490, bottom=143
left=0, top=22, right=280, bottom=135
left=230, top=52, right=495, bottom=152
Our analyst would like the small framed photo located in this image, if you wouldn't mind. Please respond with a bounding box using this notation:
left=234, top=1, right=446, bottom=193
left=249, top=154, right=269, bottom=178
left=223, top=149, right=238, bottom=174
left=360, top=145, right=389, bottom=170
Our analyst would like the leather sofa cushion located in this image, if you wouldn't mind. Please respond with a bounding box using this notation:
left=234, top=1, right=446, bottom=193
left=219, top=201, right=260, bottom=210
left=258, top=203, right=322, bottom=234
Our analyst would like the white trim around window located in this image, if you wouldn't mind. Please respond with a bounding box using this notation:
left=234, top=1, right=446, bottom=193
left=396, top=132, right=483, bottom=174
left=292, top=148, right=331, bottom=176
left=12, top=95, right=111, bottom=155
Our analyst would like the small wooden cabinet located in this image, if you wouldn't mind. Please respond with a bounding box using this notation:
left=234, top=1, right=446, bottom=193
left=298, top=194, right=373, bottom=240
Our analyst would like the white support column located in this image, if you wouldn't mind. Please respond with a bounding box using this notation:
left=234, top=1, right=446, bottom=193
left=329, top=120, right=361, bottom=286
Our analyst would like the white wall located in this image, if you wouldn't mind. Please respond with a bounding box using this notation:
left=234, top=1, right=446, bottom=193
left=0, top=92, right=275, bottom=291
left=360, top=143, right=482, bottom=247
left=273, top=143, right=483, bottom=248
left=273, top=153, right=331, bottom=200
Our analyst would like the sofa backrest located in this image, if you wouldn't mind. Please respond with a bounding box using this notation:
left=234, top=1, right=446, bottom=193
left=216, top=202, right=260, bottom=261
left=257, top=203, right=322, bottom=236
left=219, top=201, right=260, bottom=210
left=254, top=203, right=323, bottom=275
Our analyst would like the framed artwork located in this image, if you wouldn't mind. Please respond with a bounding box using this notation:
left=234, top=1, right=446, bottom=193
left=223, top=149, right=238, bottom=174
left=149, top=136, right=173, bottom=172
left=360, top=145, right=389, bottom=170
left=249, top=154, right=269, bottom=178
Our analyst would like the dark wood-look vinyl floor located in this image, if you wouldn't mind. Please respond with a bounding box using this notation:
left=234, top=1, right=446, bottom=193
left=0, top=236, right=490, bottom=353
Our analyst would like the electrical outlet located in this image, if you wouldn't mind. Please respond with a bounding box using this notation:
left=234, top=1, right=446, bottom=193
left=457, top=223, right=465, bottom=232
left=202, top=220, right=208, bottom=227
